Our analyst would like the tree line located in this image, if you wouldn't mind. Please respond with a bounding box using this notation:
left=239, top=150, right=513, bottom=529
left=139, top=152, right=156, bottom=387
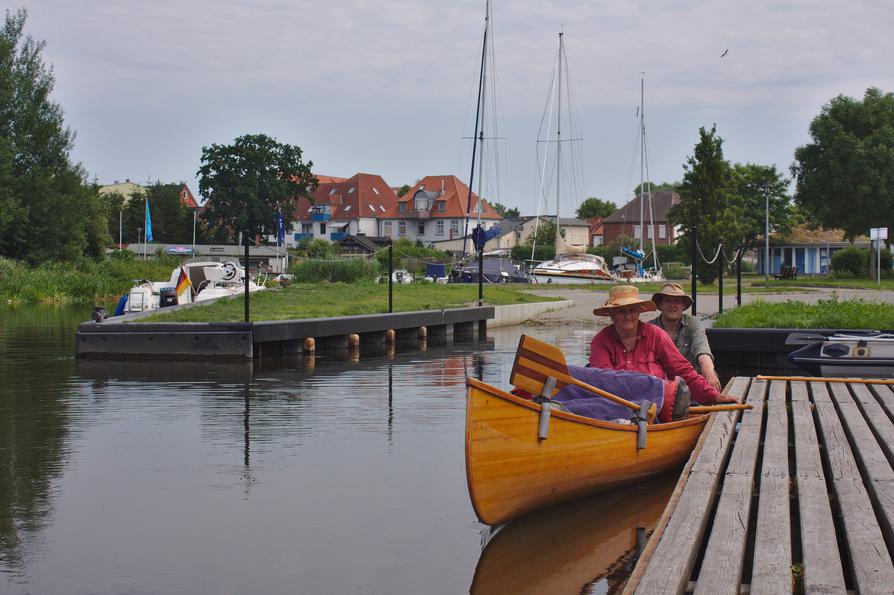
left=1, top=8, right=892, bottom=275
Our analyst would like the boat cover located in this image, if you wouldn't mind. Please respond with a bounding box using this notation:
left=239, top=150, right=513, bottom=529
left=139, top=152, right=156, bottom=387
left=553, top=365, right=665, bottom=422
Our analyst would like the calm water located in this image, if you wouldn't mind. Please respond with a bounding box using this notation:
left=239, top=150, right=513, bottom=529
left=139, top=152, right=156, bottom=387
left=0, top=305, right=676, bottom=594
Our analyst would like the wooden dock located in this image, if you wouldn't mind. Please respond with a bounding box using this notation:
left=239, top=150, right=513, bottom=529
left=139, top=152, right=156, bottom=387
left=624, top=376, right=894, bottom=595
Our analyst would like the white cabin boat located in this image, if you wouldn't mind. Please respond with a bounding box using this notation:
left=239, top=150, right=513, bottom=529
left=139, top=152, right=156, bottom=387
left=787, top=331, right=894, bottom=378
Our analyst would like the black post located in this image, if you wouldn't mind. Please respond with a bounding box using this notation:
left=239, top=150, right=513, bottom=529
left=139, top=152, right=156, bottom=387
left=244, top=232, right=250, bottom=322
left=478, top=245, right=484, bottom=306
left=690, top=226, right=698, bottom=315
left=718, top=246, right=724, bottom=314
left=736, top=246, right=742, bottom=306
left=388, top=241, right=393, bottom=313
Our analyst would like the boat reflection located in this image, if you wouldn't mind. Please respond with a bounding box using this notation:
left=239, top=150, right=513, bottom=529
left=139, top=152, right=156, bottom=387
left=470, top=471, right=677, bottom=595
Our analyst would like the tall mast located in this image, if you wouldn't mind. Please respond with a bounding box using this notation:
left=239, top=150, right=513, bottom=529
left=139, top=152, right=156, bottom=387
left=555, top=32, right=563, bottom=256
left=639, top=74, right=645, bottom=254
left=462, top=0, right=489, bottom=257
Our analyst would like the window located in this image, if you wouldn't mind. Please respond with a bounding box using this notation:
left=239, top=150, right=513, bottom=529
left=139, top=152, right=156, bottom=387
left=348, top=187, right=355, bottom=194
left=378, top=205, right=386, bottom=212
left=384, top=221, right=392, bottom=236
left=658, top=225, right=666, bottom=239
left=437, top=201, right=446, bottom=212
left=633, top=225, right=641, bottom=239
left=368, top=203, right=375, bottom=212
left=436, top=220, right=445, bottom=235
left=415, top=194, right=429, bottom=211
left=399, top=202, right=407, bottom=213
left=398, top=221, right=407, bottom=237
left=372, top=187, right=380, bottom=195
left=329, top=188, right=337, bottom=195
left=418, top=221, right=425, bottom=235
left=302, top=223, right=312, bottom=234
left=344, top=204, right=352, bottom=211
left=319, top=223, right=326, bottom=235
left=451, top=220, right=459, bottom=235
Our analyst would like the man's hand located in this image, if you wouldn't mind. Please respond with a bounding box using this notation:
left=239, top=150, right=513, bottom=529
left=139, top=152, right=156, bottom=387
left=716, top=393, right=741, bottom=404
left=703, top=369, right=722, bottom=392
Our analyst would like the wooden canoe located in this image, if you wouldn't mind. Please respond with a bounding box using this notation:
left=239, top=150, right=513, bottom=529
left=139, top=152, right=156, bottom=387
left=465, top=377, right=709, bottom=525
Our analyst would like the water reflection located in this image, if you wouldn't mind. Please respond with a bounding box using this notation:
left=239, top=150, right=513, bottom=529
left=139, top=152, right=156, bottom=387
left=471, top=472, right=678, bottom=595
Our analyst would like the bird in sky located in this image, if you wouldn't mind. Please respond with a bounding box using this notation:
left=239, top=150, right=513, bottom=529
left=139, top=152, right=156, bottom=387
left=721, top=48, right=729, bottom=58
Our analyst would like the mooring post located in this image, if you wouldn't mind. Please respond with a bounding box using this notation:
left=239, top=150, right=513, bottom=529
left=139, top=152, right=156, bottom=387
left=718, top=245, right=724, bottom=314
left=388, top=240, right=393, bottom=313
left=690, top=225, right=698, bottom=315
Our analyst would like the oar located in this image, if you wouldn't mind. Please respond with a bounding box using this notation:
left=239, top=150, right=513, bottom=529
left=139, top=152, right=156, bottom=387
left=511, top=335, right=752, bottom=414
left=757, top=375, right=894, bottom=385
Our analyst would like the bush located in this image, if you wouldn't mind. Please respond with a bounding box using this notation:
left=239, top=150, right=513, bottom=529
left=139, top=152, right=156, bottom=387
left=291, top=257, right=379, bottom=283
left=662, top=261, right=690, bottom=280
left=831, top=247, right=891, bottom=277
left=375, top=239, right=450, bottom=273
left=514, top=244, right=554, bottom=263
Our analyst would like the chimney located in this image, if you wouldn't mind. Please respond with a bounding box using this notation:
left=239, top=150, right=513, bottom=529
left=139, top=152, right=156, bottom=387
left=440, top=179, right=445, bottom=195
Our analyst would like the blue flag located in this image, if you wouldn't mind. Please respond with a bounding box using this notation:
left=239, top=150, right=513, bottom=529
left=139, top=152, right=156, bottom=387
left=275, top=207, right=285, bottom=246
left=145, top=197, right=154, bottom=243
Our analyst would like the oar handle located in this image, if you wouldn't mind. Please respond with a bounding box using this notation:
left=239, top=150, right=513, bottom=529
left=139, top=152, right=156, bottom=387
left=688, top=404, right=753, bottom=413
left=564, top=375, right=641, bottom=412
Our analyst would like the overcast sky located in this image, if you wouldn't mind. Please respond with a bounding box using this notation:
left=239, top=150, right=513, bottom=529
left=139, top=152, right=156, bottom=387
left=21, top=0, right=894, bottom=216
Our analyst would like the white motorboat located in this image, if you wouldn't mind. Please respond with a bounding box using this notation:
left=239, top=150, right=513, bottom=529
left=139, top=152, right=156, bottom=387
left=531, top=253, right=614, bottom=284
left=786, top=331, right=894, bottom=378
left=124, top=260, right=266, bottom=313
left=376, top=269, right=413, bottom=284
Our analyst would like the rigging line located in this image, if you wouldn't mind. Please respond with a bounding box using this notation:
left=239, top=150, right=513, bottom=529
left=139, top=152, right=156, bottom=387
left=695, top=238, right=723, bottom=264
left=531, top=47, right=560, bottom=262
left=643, top=129, right=659, bottom=271
left=462, top=3, right=489, bottom=258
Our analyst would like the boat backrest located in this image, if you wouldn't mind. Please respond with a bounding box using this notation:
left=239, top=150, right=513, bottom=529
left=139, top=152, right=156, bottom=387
left=510, top=335, right=571, bottom=398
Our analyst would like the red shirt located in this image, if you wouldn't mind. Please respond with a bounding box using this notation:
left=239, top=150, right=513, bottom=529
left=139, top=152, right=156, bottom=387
left=589, top=322, right=719, bottom=405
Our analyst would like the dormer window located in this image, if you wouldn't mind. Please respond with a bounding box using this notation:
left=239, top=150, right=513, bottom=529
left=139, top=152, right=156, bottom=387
left=437, top=201, right=446, bottom=212
left=399, top=202, right=407, bottom=213
left=372, top=188, right=380, bottom=195
left=329, top=188, right=337, bottom=195
left=414, top=190, right=433, bottom=212
left=344, top=204, right=352, bottom=211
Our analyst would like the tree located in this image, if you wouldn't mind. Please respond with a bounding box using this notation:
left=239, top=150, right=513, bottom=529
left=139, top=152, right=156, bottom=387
left=0, top=8, right=108, bottom=262
left=491, top=202, right=520, bottom=218
left=668, top=125, right=739, bottom=284
left=575, top=197, right=616, bottom=220
left=633, top=181, right=678, bottom=195
left=397, top=184, right=411, bottom=198
left=120, top=183, right=197, bottom=245
left=792, top=88, right=894, bottom=242
left=197, top=134, right=317, bottom=244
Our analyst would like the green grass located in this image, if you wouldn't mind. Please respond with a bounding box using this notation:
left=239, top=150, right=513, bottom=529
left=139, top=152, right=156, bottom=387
left=713, top=296, right=894, bottom=329
left=143, top=282, right=562, bottom=323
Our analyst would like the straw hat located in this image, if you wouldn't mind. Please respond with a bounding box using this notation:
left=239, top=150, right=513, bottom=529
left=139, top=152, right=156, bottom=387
left=593, top=285, right=657, bottom=317
left=651, top=282, right=693, bottom=310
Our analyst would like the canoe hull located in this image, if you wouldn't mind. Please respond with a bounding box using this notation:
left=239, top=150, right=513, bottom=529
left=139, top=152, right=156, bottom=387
left=465, top=378, right=708, bottom=525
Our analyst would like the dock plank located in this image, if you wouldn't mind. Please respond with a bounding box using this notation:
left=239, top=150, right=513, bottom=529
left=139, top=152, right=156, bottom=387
left=792, top=396, right=846, bottom=593
left=856, top=383, right=894, bottom=464
left=870, top=384, right=894, bottom=421
left=694, top=380, right=765, bottom=594
left=632, top=377, right=750, bottom=594
left=829, top=383, right=894, bottom=482
left=790, top=381, right=809, bottom=402
left=751, top=382, right=791, bottom=594
left=812, top=382, right=894, bottom=594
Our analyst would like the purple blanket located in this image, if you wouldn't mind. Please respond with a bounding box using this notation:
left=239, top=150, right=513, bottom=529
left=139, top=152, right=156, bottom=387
left=552, top=365, right=665, bottom=422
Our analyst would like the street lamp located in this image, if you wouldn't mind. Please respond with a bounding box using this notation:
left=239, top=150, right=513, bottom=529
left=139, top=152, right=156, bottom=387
left=137, top=226, right=142, bottom=260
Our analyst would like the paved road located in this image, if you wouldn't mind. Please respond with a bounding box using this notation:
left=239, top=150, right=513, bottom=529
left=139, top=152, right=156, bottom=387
left=525, top=286, right=894, bottom=329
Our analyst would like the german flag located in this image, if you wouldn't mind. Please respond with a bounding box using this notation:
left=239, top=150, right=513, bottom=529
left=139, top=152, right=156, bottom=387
left=176, top=266, right=192, bottom=299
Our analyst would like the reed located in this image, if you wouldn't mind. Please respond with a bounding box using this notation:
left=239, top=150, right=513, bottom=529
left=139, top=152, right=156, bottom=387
left=291, top=258, right=379, bottom=283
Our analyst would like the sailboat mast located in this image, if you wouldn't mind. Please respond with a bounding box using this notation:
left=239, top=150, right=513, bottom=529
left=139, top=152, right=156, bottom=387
left=555, top=32, right=563, bottom=257
left=639, top=75, right=645, bottom=254
left=462, top=0, right=489, bottom=257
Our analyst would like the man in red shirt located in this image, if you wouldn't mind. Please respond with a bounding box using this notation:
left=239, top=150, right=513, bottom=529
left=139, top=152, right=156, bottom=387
left=589, top=285, right=740, bottom=421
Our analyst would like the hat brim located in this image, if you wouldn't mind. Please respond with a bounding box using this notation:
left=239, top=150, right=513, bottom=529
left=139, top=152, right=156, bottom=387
left=593, top=299, right=657, bottom=317
left=652, top=293, right=693, bottom=310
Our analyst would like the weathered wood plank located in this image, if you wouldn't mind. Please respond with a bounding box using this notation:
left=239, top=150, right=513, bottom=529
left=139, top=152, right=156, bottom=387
left=693, top=474, right=754, bottom=595
left=751, top=475, right=792, bottom=594
left=797, top=476, right=846, bottom=594
left=633, top=471, right=724, bottom=595
left=872, top=478, right=894, bottom=548
left=809, top=380, right=832, bottom=403
left=857, top=383, right=894, bottom=464
left=815, top=401, right=862, bottom=480
left=694, top=382, right=764, bottom=594
left=870, top=384, right=894, bottom=421
left=813, top=383, right=894, bottom=594
left=830, top=384, right=894, bottom=482
left=833, top=479, right=894, bottom=593
left=792, top=401, right=824, bottom=480
left=762, top=395, right=788, bottom=478
left=632, top=379, right=751, bottom=594
left=790, top=381, right=809, bottom=402
left=768, top=380, right=786, bottom=402
left=726, top=379, right=766, bottom=475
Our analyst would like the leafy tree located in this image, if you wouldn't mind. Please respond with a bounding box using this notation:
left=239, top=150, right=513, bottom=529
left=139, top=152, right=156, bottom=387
left=669, top=125, right=740, bottom=284
left=197, top=134, right=317, bottom=244
left=575, top=197, right=616, bottom=220
left=397, top=184, right=411, bottom=198
left=120, top=183, right=197, bottom=245
left=792, top=88, right=894, bottom=242
left=0, top=8, right=108, bottom=262
left=633, top=181, right=678, bottom=195
left=491, top=202, right=520, bottom=218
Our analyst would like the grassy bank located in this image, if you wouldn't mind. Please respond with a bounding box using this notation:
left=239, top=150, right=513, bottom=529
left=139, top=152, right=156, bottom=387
left=0, top=255, right=180, bottom=304
left=713, top=296, right=894, bottom=329
left=144, top=282, right=561, bottom=323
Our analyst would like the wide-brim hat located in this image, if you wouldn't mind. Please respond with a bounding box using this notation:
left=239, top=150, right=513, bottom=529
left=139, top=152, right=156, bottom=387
left=593, top=285, right=657, bottom=317
left=651, top=282, right=693, bottom=310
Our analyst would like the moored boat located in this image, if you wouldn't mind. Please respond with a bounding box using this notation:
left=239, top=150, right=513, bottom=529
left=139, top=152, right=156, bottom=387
left=465, top=378, right=708, bottom=525
left=786, top=331, right=894, bottom=378
left=530, top=252, right=614, bottom=284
